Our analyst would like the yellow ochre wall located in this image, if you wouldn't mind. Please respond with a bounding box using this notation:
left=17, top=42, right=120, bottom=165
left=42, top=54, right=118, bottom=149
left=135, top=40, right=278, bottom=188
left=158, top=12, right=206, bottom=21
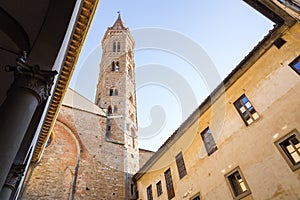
left=136, top=23, right=300, bottom=200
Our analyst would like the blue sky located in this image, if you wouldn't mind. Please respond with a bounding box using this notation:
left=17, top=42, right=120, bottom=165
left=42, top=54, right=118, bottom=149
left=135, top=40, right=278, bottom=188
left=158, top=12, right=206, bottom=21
left=70, top=0, right=274, bottom=151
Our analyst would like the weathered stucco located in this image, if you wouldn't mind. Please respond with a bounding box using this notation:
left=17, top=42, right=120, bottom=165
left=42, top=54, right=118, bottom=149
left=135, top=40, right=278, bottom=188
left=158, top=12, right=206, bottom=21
left=135, top=22, right=300, bottom=200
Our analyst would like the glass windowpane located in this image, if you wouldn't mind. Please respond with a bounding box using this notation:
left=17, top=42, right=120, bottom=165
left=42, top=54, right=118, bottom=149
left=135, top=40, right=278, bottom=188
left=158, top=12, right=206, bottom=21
left=286, top=145, right=295, bottom=153
left=252, top=112, right=259, bottom=120
left=291, top=137, right=299, bottom=145
left=246, top=118, right=253, bottom=125
left=242, top=96, right=248, bottom=104
left=240, top=182, right=247, bottom=192
left=240, top=107, right=246, bottom=113
left=236, top=101, right=242, bottom=109
left=294, top=61, right=300, bottom=72
left=291, top=152, right=300, bottom=163
left=245, top=102, right=252, bottom=109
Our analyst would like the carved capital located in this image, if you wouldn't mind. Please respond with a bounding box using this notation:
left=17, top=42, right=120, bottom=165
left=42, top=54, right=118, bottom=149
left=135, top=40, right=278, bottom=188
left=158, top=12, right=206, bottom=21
left=5, top=58, right=58, bottom=104
left=4, top=164, right=25, bottom=190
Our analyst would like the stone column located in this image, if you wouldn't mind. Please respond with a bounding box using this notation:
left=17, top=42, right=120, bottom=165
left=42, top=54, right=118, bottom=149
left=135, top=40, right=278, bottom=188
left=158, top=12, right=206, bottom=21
left=0, top=58, right=57, bottom=192
left=0, top=165, right=25, bottom=199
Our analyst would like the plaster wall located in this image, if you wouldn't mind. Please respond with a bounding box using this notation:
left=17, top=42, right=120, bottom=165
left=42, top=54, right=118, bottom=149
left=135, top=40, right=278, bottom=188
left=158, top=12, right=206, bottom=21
left=136, top=23, right=300, bottom=200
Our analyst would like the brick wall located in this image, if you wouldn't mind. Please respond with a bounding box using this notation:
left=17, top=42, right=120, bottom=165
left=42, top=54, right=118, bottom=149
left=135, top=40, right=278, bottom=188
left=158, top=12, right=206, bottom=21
left=24, top=105, right=128, bottom=199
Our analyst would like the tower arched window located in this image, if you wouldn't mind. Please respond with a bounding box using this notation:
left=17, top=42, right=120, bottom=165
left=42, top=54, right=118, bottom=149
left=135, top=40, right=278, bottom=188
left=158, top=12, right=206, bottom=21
left=107, top=106, right=112, bottom=115
left=111, top=61, right=115, bottom=71
left=109, top=87, right=118, bottom=96
left=112, top=61, right=119, bottom=72
left=115, top=61, right=119, bottom=71
left=113, top=41, right=120, bottom=52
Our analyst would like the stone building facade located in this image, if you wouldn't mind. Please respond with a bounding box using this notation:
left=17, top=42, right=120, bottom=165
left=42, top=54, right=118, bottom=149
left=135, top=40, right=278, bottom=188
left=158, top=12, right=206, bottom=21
left=23, top=15, right=153, bottom=200
left=133, top=1, right=300, bottom=200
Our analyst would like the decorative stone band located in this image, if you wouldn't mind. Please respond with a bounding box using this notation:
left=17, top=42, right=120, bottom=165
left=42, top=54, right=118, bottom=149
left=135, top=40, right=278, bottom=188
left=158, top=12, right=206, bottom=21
left=5, top=58, right=58, bottom=104
left=4, top=164, right=25, bottom=190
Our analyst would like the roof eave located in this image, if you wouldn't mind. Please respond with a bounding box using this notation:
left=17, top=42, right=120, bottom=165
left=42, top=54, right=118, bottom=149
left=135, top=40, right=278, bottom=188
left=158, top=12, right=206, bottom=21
left=32, top=0, right=100, bottom=163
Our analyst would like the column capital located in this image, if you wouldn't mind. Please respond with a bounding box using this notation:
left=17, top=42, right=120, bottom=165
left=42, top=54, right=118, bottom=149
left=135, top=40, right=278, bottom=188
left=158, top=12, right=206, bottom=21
left=5, top=58, right=58, bottom=104
left=4, top=164, right=25, bottom=190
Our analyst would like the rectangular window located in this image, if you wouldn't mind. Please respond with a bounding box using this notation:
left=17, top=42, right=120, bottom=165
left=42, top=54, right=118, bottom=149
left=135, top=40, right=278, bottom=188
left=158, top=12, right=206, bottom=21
left=234, top=94, right=259, bottom=125
left=156, top=181, right=163, bottom=197
left=273, top=37, right=286, bottom=49
left=201, top=128, right=218, bottom=156
left=191, top=195, right=200, bottom=200
left=289, top=55, right=300, bottom=75
left=226, top=167, right=251, bottom=199
left=164, top=168, right=175, bottom=200
left=175, top=152, right=187, bottom=179
left=147, top=185, right=153, bottom=200
left=275, top=129, right=300, bottom=171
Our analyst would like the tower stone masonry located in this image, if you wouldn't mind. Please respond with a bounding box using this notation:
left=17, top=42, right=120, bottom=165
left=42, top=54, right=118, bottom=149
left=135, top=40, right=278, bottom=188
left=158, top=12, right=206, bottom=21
left=95, top=13, right=139, bottom=175
left=95, top=14, right=140, bottom=198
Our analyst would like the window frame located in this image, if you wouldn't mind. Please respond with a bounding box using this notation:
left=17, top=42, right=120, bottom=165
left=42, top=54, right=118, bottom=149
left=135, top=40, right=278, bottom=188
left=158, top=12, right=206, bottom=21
left=275, top=129, right=300, bottom=171
left=111, top=61, right=119, bottom=72
left=200, top=127, right=218, bottom=156
left=273, top=37, right=286, bottom=49
left=175, top=152, right=187, bottom=179
left=289, top=55, right=300, bottom=76
left=109, top=88, right=118, bottom=96
left=164, top=168, right=175, bottom=200
left=147, top=185, right=153, bottom=200
left=234, top=94, right=259, bottom=126
left=225, top=167, right=251, bottom=200
left=190, top=193, right=200, bottom=200
left=156, top=181, right=163, bottom=197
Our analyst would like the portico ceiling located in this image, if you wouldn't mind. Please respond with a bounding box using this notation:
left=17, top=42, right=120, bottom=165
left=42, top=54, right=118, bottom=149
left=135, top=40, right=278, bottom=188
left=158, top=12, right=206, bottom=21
left=0, top=0, right=77, bottom=105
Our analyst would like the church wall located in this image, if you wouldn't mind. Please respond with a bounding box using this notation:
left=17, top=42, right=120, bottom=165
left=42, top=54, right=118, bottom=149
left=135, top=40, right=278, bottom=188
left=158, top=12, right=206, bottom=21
left=23, top=116, right=79, bottom=199
left=24, top=105, right=127, bottom=199
left=135, top=22, right=300, bottom=200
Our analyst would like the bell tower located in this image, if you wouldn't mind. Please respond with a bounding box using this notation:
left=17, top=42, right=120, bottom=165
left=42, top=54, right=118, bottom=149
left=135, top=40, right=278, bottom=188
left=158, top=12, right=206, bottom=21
left=95, top=13, right=139, bottom=198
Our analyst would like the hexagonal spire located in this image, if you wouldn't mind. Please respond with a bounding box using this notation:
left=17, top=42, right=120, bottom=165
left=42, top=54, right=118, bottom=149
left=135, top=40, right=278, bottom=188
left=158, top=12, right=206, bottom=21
left=110, top=12, right=127, bottom=30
